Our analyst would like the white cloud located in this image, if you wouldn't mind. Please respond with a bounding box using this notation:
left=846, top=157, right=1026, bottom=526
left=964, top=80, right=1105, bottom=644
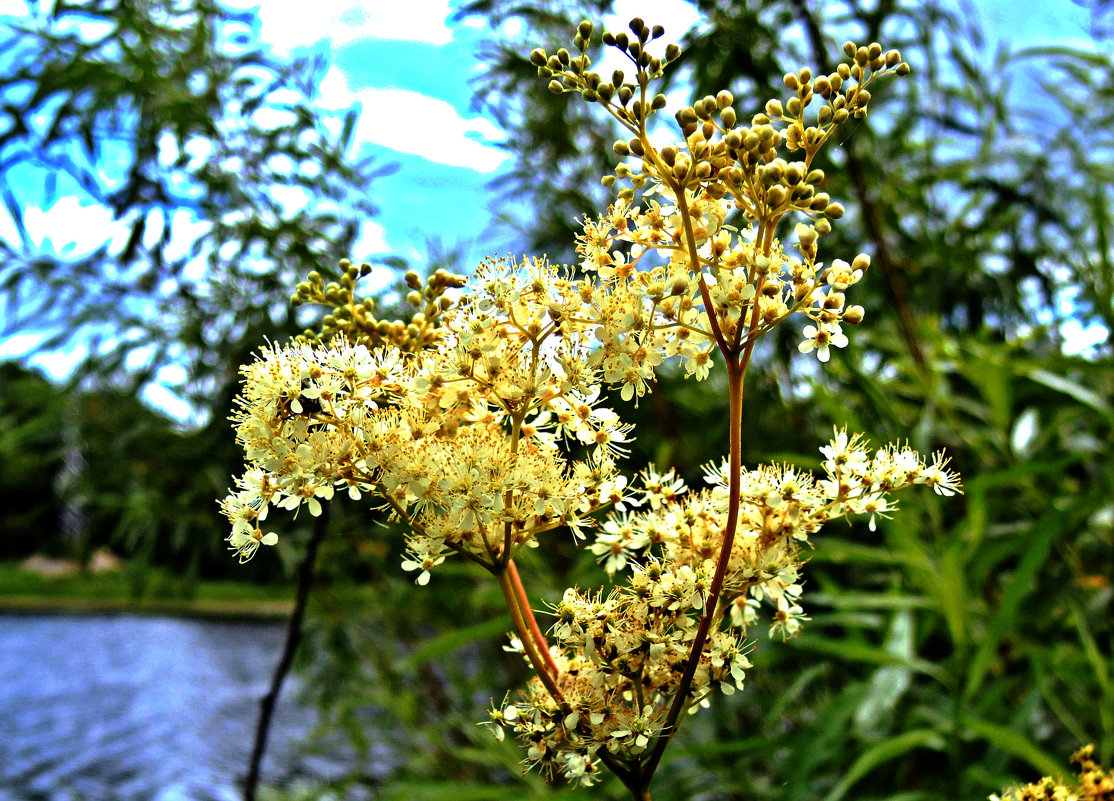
left=582, top=0, right=701, bottom=87
left=355, top=219, right=389, bottom=254
left=318, top=68, right=507, bottom=173
left=0, top=331, right=46, bottom=359
left=20, top=196, right=127, bottom=253
left=606, top=0, right=700, bottom=36
left=249, top=0, right=454, bottom=51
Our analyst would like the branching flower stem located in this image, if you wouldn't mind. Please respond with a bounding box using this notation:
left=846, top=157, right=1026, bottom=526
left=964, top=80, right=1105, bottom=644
left=221, top=24, right=946, bottom=800
left=637, top=177, right=767, bottom=790
left=640, top=351, right=745, bottom=787
left=507, top=558, right=561, bottom=679
left=496, top=563, right=565, bottom=703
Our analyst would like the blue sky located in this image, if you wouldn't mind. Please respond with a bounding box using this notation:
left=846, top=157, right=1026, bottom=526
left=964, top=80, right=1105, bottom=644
left=0, top=0, right=1101, bottom=420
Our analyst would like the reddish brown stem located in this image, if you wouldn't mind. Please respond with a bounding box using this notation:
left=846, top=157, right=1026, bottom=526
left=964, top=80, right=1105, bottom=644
left=507, top=559, right=561, bottom=679
left=496, top=566, right=564, bottom=703
left=639, top=352, right=745, bottom=784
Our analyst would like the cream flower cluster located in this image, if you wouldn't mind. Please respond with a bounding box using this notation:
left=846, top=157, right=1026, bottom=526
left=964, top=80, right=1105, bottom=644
left=223, top=17, right=959, bottom=794
left=572, top=192, right=873, bottom=399
left=488, top=559, right=751, bottom=786
left=487, top=431, right=957, bottom=786
left=222, top=259, right=645, bottom=573
left=593, top=432, right=961, bottom=640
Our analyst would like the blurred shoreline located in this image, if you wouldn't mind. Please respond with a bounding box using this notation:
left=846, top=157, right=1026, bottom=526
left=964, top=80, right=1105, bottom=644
left=0, top=595, right=294, bottom=620
left=0, top=558, right=294, bottom=621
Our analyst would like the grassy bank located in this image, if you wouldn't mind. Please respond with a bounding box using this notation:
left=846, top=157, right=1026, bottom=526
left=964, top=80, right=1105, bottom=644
left=0, top=561, right=294, bottom=620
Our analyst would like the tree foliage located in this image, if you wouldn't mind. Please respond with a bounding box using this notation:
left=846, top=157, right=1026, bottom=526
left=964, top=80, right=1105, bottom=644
left=0, top=0, right=395, bottom=576
left=0, top=0, right=390, bottom=412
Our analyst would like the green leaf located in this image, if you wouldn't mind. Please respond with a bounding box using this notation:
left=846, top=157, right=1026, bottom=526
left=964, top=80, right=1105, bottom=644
left=790, top=635, right=948, bottom=684
left=854, top=610, right=915, bottom=735
left=962, top=714, right=1065, bottom=777
left=823, top=729, right=947, bottom=801
left=398, top=616, right=509, bottom=672
left=379, top=783, right=545, bottom=801
left=965, top=504, right=1080, bottom=697
left=1025, top=368, right=1114, bottom=420
left=811, top=538, right=926, bottom=568
left=936, top=540, right=969, bottom=648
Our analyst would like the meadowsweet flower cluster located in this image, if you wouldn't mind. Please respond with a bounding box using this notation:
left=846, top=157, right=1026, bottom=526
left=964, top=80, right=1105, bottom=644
left=992, top=745, right=1114, bottom=801
left=488, top=562, right=750, bottom=785
left=224, top=258, right=642, bottom=573
left=593, top=433, right=960, bottom=635
left=222, top=17, right=960, bottom=799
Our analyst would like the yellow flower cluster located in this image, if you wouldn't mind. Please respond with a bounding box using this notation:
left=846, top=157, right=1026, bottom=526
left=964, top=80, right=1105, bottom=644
left=489, top=562, right=750, bottom=785
left=993, top=745, right=1114, bottom=801
left=223, top=259, right=640, bottom=573
left=222, top=15, right=961, bottom=795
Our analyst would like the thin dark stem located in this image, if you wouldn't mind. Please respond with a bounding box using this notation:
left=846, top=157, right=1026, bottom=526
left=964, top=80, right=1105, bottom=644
left=243, top=508, right=328, bottom=801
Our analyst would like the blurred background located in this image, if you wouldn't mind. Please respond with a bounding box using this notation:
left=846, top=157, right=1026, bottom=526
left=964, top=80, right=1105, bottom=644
left=0, top=0, right=1110, bottom=799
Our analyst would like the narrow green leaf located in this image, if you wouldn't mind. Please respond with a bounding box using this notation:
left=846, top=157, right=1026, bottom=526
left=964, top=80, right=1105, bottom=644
left=809, top=592, right=932, bottom=610
left=937, top=541, right=969, bottom=647
left=966, top=505, right=1078, bottom=697
left=854, top=609, right=915, bottom=735
left=1025, top=368, right=1114, bottom=419
left=398, top=616, right=508, bottom=672
left=811, top=538, right=925, bottom=568
left=962, top=714, right=1065, bottom=777
left=823, top=729, right=946, bottom=801
left=790, top=635, right=948, bottom=683
left=379, top=783, right=542, bottom=801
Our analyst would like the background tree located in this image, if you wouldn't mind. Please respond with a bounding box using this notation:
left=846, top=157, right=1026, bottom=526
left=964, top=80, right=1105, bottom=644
left=0, top=0, right=395, bottom=578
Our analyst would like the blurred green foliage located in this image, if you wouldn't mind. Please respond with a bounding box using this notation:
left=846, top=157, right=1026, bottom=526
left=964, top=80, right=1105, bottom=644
left=0, top=1, right=1111, bottom=800
left=0, top=0, right=398, bottom=580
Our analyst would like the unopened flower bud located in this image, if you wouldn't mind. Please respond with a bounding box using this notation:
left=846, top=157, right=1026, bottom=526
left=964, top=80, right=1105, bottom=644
left=843, top=305, right=865, bottom=325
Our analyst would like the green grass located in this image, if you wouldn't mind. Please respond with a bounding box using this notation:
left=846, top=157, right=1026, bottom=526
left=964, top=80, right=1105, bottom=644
left=0, top=561, right=294, bottom=619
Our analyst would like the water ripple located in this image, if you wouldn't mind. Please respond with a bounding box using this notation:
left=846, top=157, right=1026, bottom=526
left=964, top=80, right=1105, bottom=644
left=0, top=614, right=355, bottom=800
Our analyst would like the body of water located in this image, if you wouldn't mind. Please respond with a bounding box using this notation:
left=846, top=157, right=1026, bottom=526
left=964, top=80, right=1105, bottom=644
left=0, top=613, right=358, bottom=801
